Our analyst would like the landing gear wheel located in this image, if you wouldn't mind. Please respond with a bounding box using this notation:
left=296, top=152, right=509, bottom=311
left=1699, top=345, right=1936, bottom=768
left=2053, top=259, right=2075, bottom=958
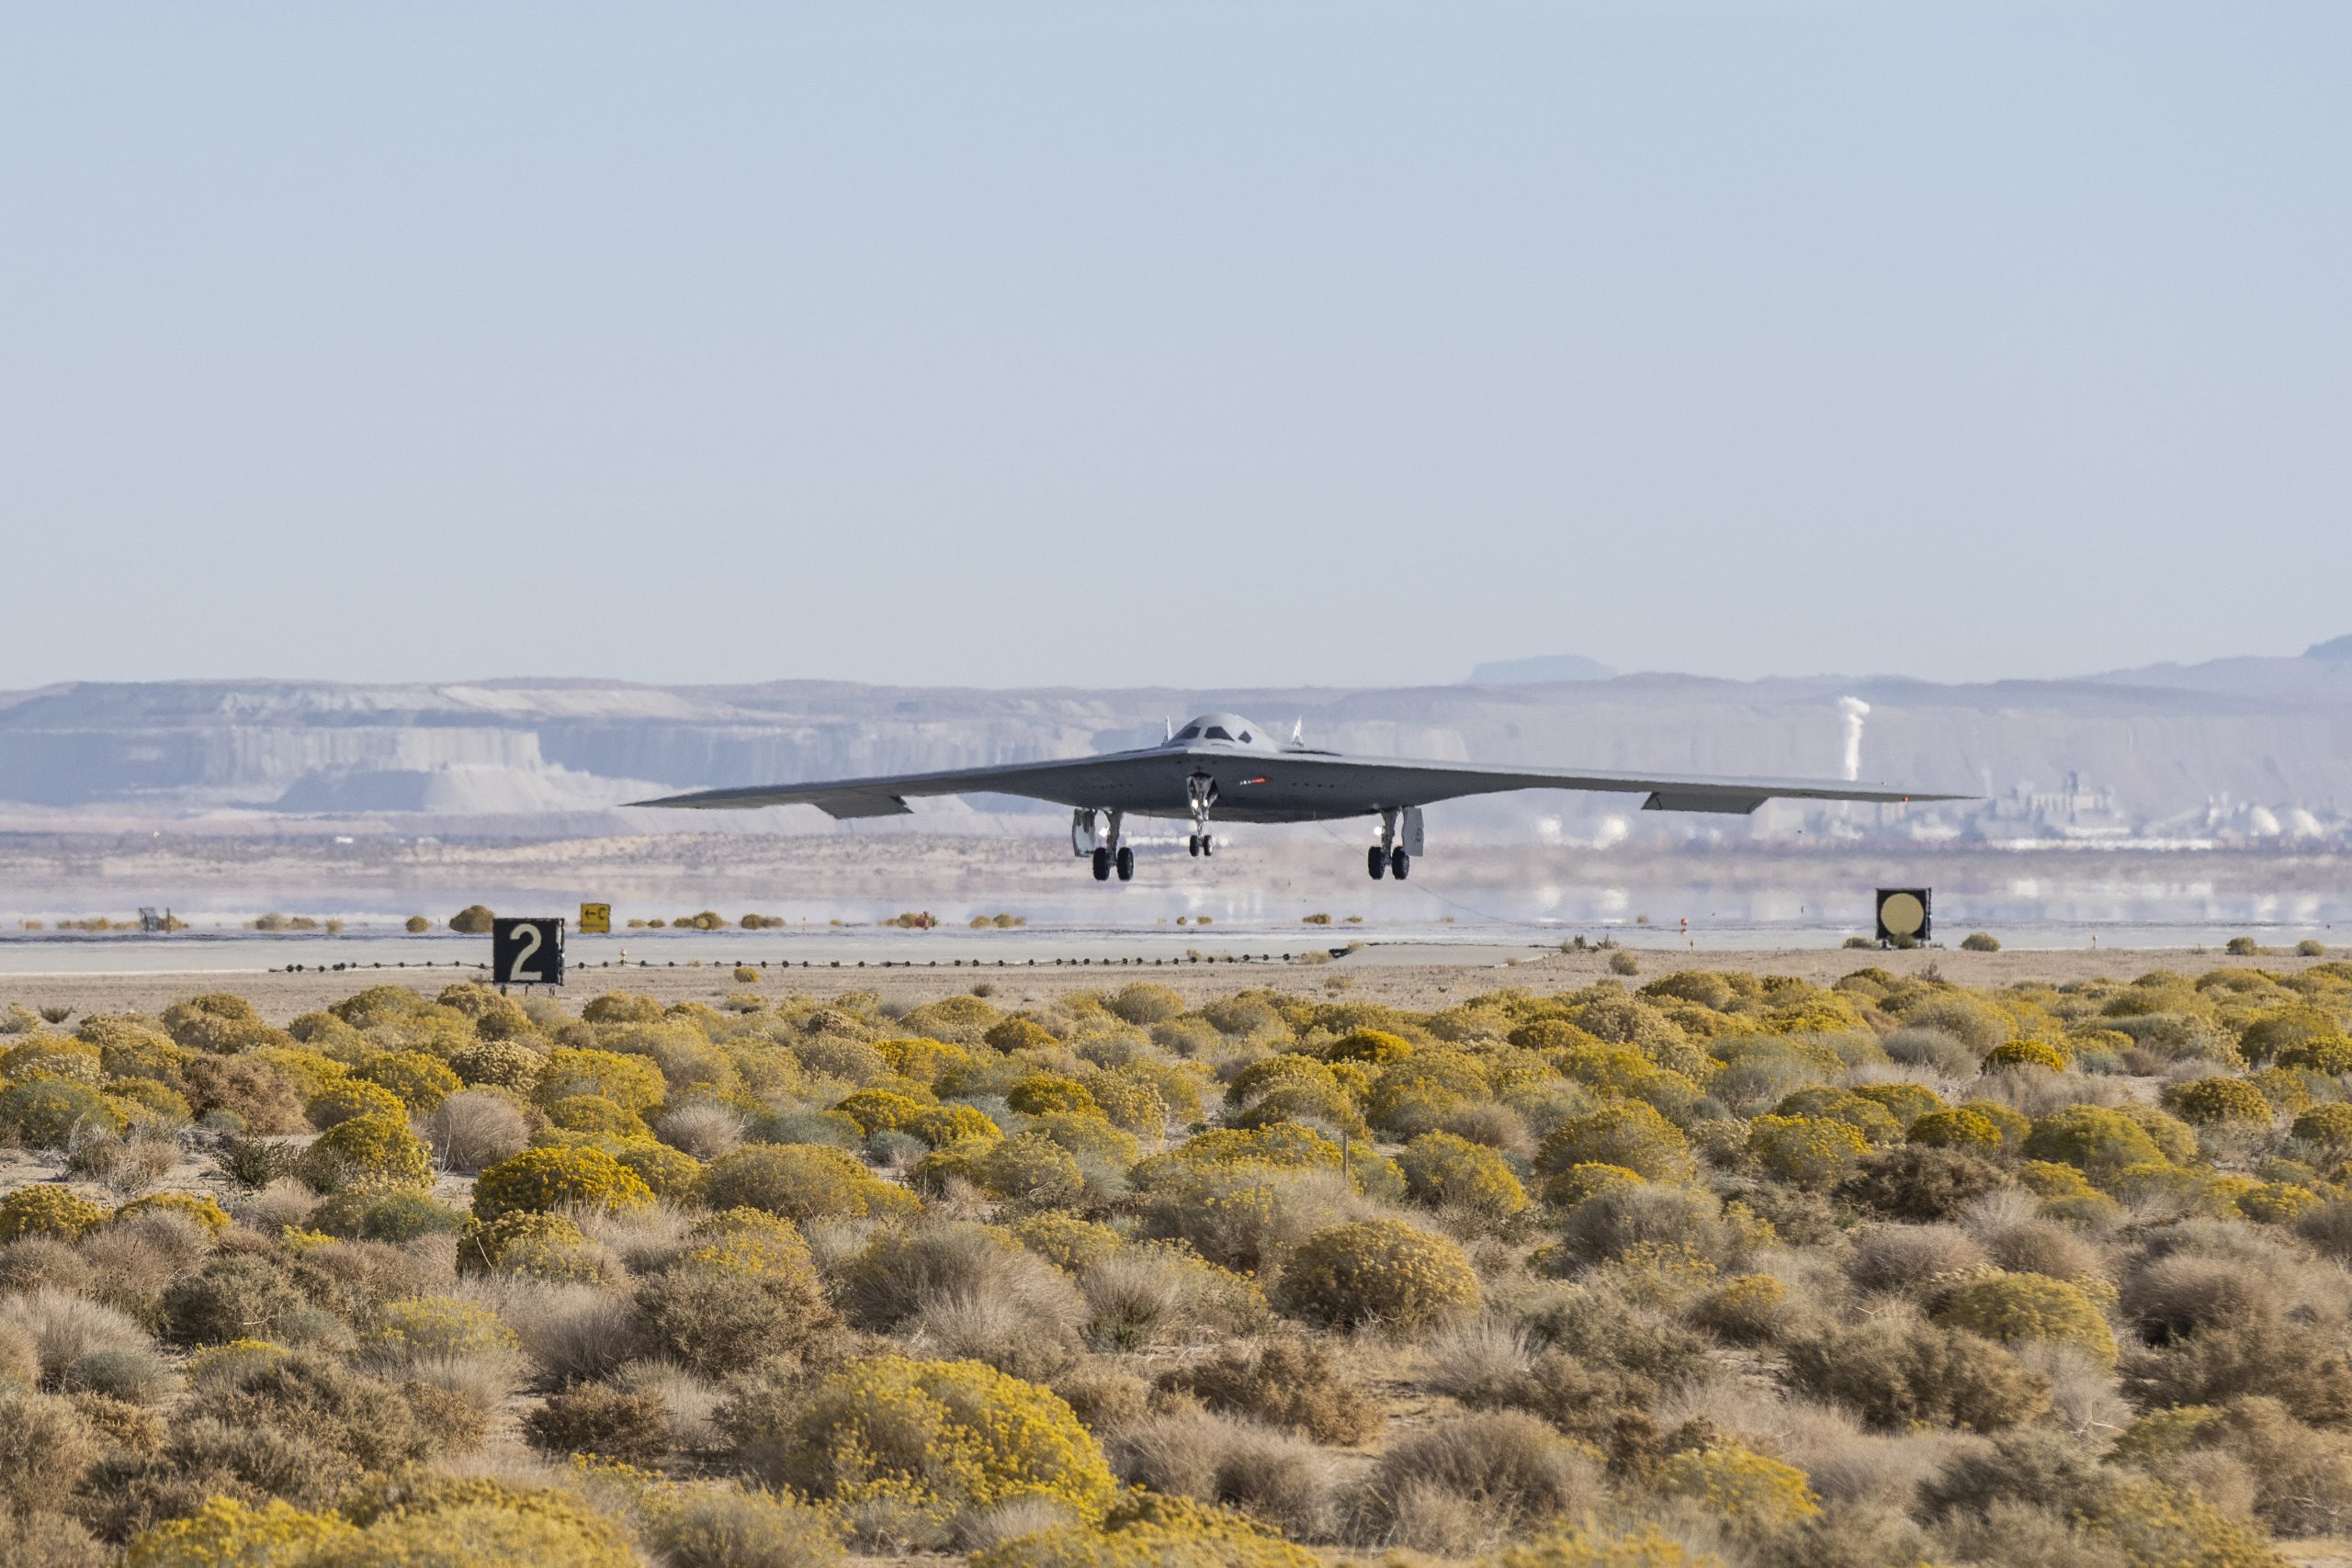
left=1114, top=846, right=1136, bottom=882
left=1091, top=847, right=1112, bottom=881
left=1391, top=848, right=1410, bottom=880
left=1188, top=835, right=1201, bottom=857
left=1201, top=835, right=1213, bottom=857
left=1367, top=846, right=1387, bottom=880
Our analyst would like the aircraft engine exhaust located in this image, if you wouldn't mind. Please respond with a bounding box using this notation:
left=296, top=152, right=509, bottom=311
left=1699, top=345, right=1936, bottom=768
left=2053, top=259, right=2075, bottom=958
left=1838, top=696, right=1871, bottom=782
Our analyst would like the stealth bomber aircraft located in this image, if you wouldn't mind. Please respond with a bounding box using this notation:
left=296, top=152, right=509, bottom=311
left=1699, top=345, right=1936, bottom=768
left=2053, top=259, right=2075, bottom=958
left=631, top=712, right=1964, bottom=882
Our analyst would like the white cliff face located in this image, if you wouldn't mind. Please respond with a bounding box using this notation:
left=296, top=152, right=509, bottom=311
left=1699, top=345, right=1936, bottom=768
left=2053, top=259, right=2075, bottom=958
left=0, top=663, right=2346, bottom=837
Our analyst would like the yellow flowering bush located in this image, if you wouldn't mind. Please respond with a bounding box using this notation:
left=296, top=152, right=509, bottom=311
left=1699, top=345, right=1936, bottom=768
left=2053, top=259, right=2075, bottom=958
left=252, top=1046, right=353, bottom=1102
left=2238, top=1180, right=2322, bottom=1225
left=459, top=1211, right=602, bottom=1280
left=834, top=1088, right=933, bottom=1135
left=757, top=1354, right=1117, bottom=1543
left=1396, top=1131, right=1531, bottom=1222
left=334, top=1474, right=635, bottom=1568
left=1324, top=1028, right=1414, bottom=1064
left=1655, top=1443, right=1820, bottom=1530
left=0, top=1183, right=109, bottom=1241
left=448, top=1038, right=548, bottom=1090
left=1007, top=1074, right=1101, bottom=1116
left=356, top=1295, right=518, bottom=1365
left=115, top=1190, right=233, bottom=1236
left=1771, top=1087, right=1901, bottom=1145
left=2161, top=1075, right=2274, bottom=1126
left=1984, top=1038, right=2070, bottom=1072
left=542, top=1094, right=649, bottom=1139
left=1542, top=1161, right=1647, bottom=1208
left=984, top=1016, right=1060, bottom=1053
left=305, top=1078, right=410, bottom=1130
left=1012, top=1212, right=1124, bottom=1272
left=970, top=1493, right=1316, bottom=1567
left=2, top=1038, right=104, bottom=1083
left=1692, top=1272, right=1793, bottom=1345
left=128, top=1495, right=357, bottom=1567
left=2021, top=1104, right=2167, bottom=1179
left=1746, top=1114, right=1871, bottom=1190
left=1935, top=1270, right=2118, bottom=1363
left=673, top=1207, right=810, bottom=1273
left=1849, top=1080, right=1944, bottom=1125
left=873, top=1035, right=979, bottom=1083
left=1136, top=1122, right=1346, bottom=1176
left=1272, top=1218, right=1482, bottom=1332
left=976, top=1132, right=1087, bottom=1207
left=1026, top=1111, right=1141, bottom=1169
left=300, top=1111, right=434, bottom=1193
left=537, top=1047, right=667, bottom=1113
left=1906, top=1106, right=2005, bottom=1153
left=1536, top=1101, right=1695, bottom=1182
left=472, top=1145, right=654, bottom=1220
left=356, top=1051, right=463, bottom=1112
left=904, top=1102, right=1001, bottom=1147
left=0, top=1077, right=125, bottom=1147
left=1489, top=1522, right=1727, bottom=1567
left=1077, top=1072, right=1170, bottom=1135
left=112, top=1077, right=196, bottom=1122
left=2291, top=1102, right=2352, bottom=1151
left=608, top=1137, right=704, bottom=1202
left=703, top=1143, right=917, bottom=1223
left=2247, top=1067, right=2314, bottom=1113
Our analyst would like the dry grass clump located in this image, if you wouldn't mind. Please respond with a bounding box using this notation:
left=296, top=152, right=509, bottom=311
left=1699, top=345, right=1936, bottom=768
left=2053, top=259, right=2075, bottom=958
left=1345, top=1409, right=1605, bottom=1552
left=1154, top=1337, right=1380, bottom=1443
left=1111, top=1407, right=1332, bottom=1537
left=839, top=1219, right=1085, bottom=1379
left=523, top=1381, right=673, bottom=1464
left=0, top=1289, right=151, bottom=1383
left=427, top=1089, right=530, bottom=1173
left=492, top=1279, right=646, bottom=1386
left=5, top=964, right=2352, bottom=1565
left=1843, top=1222, right=1990, bottom=1297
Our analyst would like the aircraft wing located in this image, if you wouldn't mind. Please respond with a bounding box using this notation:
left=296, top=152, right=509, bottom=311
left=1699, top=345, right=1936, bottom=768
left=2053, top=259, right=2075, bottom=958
left=1271, top=754, right=1969, bottom=815
left=624, top=750, right=1160, bottom=819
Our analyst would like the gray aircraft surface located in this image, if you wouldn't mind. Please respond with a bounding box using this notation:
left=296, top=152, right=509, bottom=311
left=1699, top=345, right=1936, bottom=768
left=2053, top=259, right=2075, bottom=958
left=630, top=711, right=1965, bottom=882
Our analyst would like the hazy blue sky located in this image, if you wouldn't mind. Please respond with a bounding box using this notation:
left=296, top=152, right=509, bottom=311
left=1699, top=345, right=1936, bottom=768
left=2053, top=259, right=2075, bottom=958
left=4, top=4, right=2346, bottom=693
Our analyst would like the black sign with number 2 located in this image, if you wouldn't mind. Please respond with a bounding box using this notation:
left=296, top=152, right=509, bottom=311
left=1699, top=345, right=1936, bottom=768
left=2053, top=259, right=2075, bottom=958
left=492, top=917, right=565, bottom=987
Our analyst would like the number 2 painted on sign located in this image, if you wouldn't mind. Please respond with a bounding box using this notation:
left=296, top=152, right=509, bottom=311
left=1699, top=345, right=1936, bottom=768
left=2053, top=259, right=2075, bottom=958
left=509, top=923, right=544, bottom=982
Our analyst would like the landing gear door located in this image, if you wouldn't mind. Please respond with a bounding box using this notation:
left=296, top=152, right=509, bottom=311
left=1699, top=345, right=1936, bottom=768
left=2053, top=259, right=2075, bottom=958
left=1402, top=807, right=1425, bottom=857
left=1071, top=808, right=1100, bottom=858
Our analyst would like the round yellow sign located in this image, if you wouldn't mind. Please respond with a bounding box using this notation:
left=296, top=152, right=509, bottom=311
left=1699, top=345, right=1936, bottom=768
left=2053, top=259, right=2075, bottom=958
left=1880, top=892, right=1926, bottom=939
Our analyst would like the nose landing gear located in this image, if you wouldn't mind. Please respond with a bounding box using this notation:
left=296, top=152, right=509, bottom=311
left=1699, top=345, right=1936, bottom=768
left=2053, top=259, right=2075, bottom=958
left=1185, top=773, right=1217, bottom=863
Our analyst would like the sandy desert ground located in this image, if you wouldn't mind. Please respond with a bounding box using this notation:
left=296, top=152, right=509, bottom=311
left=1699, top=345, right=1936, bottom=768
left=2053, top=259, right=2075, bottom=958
left=2, top=942, right=2336, bottom=1026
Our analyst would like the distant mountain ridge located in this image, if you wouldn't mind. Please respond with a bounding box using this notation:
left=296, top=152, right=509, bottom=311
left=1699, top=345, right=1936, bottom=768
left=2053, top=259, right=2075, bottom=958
left=0, top=640, right=2347, bottom=840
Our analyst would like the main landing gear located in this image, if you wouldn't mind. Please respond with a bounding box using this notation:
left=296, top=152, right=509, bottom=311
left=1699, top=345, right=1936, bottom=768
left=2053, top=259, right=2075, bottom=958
left=1367, top=808, right=1411, bottom=880
left=1075, top=809, right=1134, bottom=882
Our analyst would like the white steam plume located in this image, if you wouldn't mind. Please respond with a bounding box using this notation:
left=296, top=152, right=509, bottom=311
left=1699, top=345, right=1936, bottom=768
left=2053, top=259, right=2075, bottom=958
left=1837, top=696, right=1871, bottom=782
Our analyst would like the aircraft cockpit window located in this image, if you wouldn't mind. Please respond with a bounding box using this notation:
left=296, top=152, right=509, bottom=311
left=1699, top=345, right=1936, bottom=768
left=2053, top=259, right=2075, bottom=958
left=1238, top=731, right=1252, bottom=743
left=1176, top=726, right=1201, bottom=739
left=1204, top=726, right=1233, bottom=740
